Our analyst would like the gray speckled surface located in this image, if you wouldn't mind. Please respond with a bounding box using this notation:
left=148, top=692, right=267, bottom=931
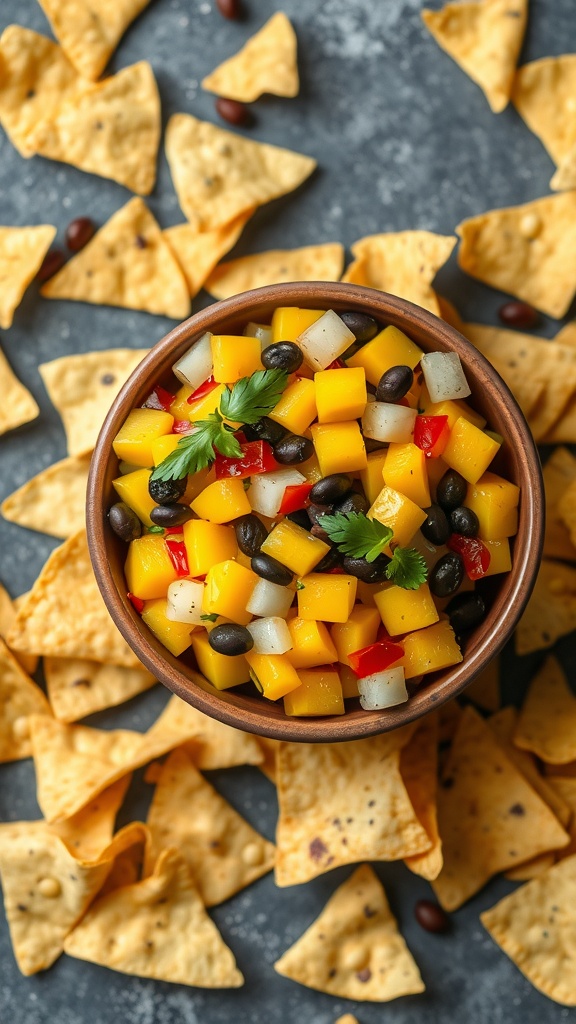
left=0, top=0, right=575, bottom=1021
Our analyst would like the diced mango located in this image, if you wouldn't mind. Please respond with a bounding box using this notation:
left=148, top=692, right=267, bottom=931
left=298, top=453, right=323, bottom=482
left=330, top=605, right=381, bottom=666
left=151, top=434, right=180, bottom=467
left=401, top=619, right=463, bottom=679
left=339, top=664, right=360, bottom=698
left=315, top=367, right=367, bottom=423
left=465, top=472, right=520, bottom=541
left=261, top=520, right=329, bottom=576
left=311, top=420, right=367, bottom=476
left=374, top=583, right=439, bottom=637
left=169, top=384, right=194, bottom=420
left=269, top=377, right=317, bottom=434
left=125, top=534, right=179, bottom=600
left=192, top=477, right=251, bottom=524
left=187, top=383, right=226, bottom=422
left=271, top=306, right=324, bottom=343
left=483, top=537, right=512, bottom=576
left=283, top=667, right=344, bottom=716
left=202, top=559, right=257, bottom=625
left=181, top=465, right=215, bottom=506
left=192, top=631, right=249, bottom=690
left=442, top=417, right=501, bottom=485
left=286, top=617, right=338, bottom=668
left=112, top=468, right=156, bottom=527
left=426, top=456, right=450, bottom=500
left=113, top=408, right=174, bottom=467
left=211, top=335, right=262, bottom=384
left=183, top=519, right=237, bottom=576
left=383, top=443, right=431, bottom=509
left=369, top=486, right=427, bottom=552
left=245, top=651, right=301, bottom=701
left=297, top=573, right=357, bottom=623
left=141, top=598, right=195, bottom=657
left=360, top=450, right=389, bottom=505
left=347, top=325, right=423, bottom=386
left=356, top=580, right=381, bottom=607
left=422, top=398, right=486, bottom=431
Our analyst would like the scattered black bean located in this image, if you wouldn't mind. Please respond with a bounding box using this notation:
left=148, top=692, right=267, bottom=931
left=216, top=0, right=241, bottom=18
left=261, top=341, right=303, bottom=373
left=65, top=217, right=95, bottom=252
left=243, top=416, right=286, bottom=446
left=342, top=554, right=390, bottom=583
left=437, top=469, right=467, bottom=512
left=339, top=311, right=379, bottom=343
left=36, top=249, right=66, bottom=283
left=108, top=502, right=142, bottom=542
left=334, top=491, right=369, bottom=515
left=209, top=623, right=253, bottom=657
left=148, top=476, right=187, bottom=505
left=285, top=508, right=312, bottom=530
left=446, top=591, right=486, bottom=633
left=314, top=547, right=342, bottom=572
left=449, top=506, right=479, bottom=538
left=421, top=504, right=451, bottom=546
left=215, top=97, right=251, bottom=126
left=309, top=474, right=352, bottom=505
left=234, top=514, right=268, bottom=556
left=375, top=364, right=414, bottom=403
left=273, top=433, right=314, bottom=464
left=498, top=300, right=539, bottom=330
left=429, top=552, right=465, bottom=598
left=414, top=900, right=450, bottom=934
left=251, top=552, right=293, bottom=586
left=150, top=504, right=193, bottom=528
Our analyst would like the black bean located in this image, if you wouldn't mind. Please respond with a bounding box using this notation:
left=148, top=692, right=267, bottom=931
left=284, top=508, right=311, bottom=530
left=36, top=249, right=66, bottom=282
left=364, top=436, right=388, bottom=453
left=251, top=552, right=294, bottom=586
left=148, top=476, right=187, bottom=505
left=342, top=555, right=390, bottom=583
left=314, top=547, right=342, bottom=572
left=437, top=470, right=467, bottom=512
left=150, top=504, right=193, bottom=528
left=215, top=97, right=251, bottom=126
left=243, top=416, right=286, bottom=446
left=334, top=492, right=370, bottom=515
left=216, top=0, right=241, bottom=18
left=375, top=365, right=413, bottom=403
left=498, top=300, right=539, bottom=330
left=273, top=434, right=314, bottom=464
left=414, top=900, right=450, bottom=934
left=108, top=502, right=142, bottom=542
left=446, top=591, right=486, bottom=633
left=429, top=553, right=465, bottom=598
left=421, top=504, right=451, bottom=546
left=310, top=523, right=330, bottom=542
left=208, top=623, right=253, bottom=657
left=65, top=217, right=95, bottom=252
left=261, top=341, right=303, bottom=373
left=234, top=514, right=268, bottom=557
left=307, top=502, right=331, bottom=527
left=449, top=506, right=479, bottom=538
left=309, top=474, right=353, bottom=505
left=339, top=311, right=379, bottom=343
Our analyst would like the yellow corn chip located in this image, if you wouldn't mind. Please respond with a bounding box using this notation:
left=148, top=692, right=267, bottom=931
left=50, top=776, right=132, bottom=860
left=504, top=853, right=557, bottom=882
left=457, top=194, right=576, bottom=318
left=37, top=0, right=152, bottom=81
left=144, top=749, right=275, bottom=906
left=438, top=697, right=462, bottom=745
left=542, top=448, right=576, bottom=561
left=44, top=657, right=156, bottom=722
left=547, top=778, right=576, bottom=862
left=465, top=657, right=500, bottom=711
left=551, top=142, right=576, bottom=191
left=165, top=113, right=316, bottom=232
left=556, top=322, right=576, bottom=348
left=202, top=12, right=298, bottom=102
left=488, top=355, right=547, bottom=422
left=64, top=848, right=244, bottom=987
left=0, top=346, right=39, bottom=437
left=275, top=728, right=431, bottom=887
left=335, top=1017, right=360, bottom=1024
left=400, top=714, right=443, bottom=881
left=0, top=587, right=38, bottom=676
left=0, top=224, right=56, bottom=329
left=97, top=831, right=146, bottom=897
left=558, top=480, right=576, bottom=550
left=275, top=864, right=424, bottom=1001
left=39, top=348, right=147, bottom=457
left=514, top=656, right=576, bottom=765
left=421, top=0, right=527, bottom=113
left=164, top=212, right=253, bottom=298
left=481, top=855, right=576, bottom=1006
left=41, top=198, right=190, bottom=319
left=150, top=695, right=264, bottom=770
left=512, top=55, right=576, bottom=167
left=206, top=243, right=345, bottom=299
left=432, top=707, right=570, bottom=911
left=258, top=736, right=279, bottom=783
left=0, top=637, right=51, bottom=762
left=540, top=399, right=576, bottom=445
left=515, top=560, right=576, bottom=655
left=1, top=454, right=91, bottom=539
left=341, top=232, right=456, bottom=315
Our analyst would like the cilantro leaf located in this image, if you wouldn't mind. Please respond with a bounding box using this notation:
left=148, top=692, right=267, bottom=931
left=200, top=613, right=219, bottom=623
left=386, top=548, right=428, bottom=589
left=220, top=369, right=288, bottom=424
left=150, top=414, right=226, bottom=482
left=321, top=511, right=393, bottom=562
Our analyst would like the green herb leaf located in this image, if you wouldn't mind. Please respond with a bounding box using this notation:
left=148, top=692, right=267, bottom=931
left=220, top=369, right=288, bottom=425
left=200, top=613, right=219, bottom=623
left=150, top=412, right=242, bottom=483
left=147, top=526, right=164, bottom=534
left=320, top=511, right=393, bottom=563
left=386, top=548, right=428, bottom=590
left=296, top=580, right=305, bottom=591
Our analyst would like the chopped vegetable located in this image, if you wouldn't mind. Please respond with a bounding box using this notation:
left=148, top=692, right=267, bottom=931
left=358, top=667, right=408, bottom=710
left=420, top=350, right=471, bottom=403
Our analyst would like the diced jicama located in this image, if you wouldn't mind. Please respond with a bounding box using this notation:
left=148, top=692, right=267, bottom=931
left=248, top=467, right=306, bottom=517
left=165, top=579, right=205, bottom=624
left=247, top=617, right=293, bottom=655
left=172, top=332, right=213, bottom=388
left=361, top=402, right=417, bottom=443
left=244, top=322, right=272, bottom=348
left=358, top=667, right=408, bottom=710
left=246, top=578, right=294, bottom=618
left=297, top=309, right=355, bottom=371
left=421, top=351, right=471, bottom=403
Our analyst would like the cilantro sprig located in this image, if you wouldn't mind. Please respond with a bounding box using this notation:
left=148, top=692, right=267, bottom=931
left=321, top=511, right=428, bottom=590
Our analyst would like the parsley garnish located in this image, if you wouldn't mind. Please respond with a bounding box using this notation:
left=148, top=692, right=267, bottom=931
left=386, top=547, right=428, bottom=590
left=147, top=525, right=165, bottom=534
left=200, top=613, right=219, bottom=623
left=321, top=511, right=427, bottom=590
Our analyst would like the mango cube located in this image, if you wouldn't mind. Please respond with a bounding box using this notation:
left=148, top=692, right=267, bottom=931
left=297, top=573, right=357, bottom=623
left=339, top=664, right=361, bottom=698
left=374, top=582, right=439, bottom=636
left=112, top=468, right=156, bottom=527
left=315, top=367, right=367, bottom=423
left=465, top=472, right=520, bottom=541
left=169, top=384, right=194, bottom=420
left=192, top=631, right=249, bottom=690
left=211, top=335, right=262, bottom=384
left=283, top=667, right=344, bottom=716
left=245, top=652, right=301, bottom=701
left=113, top=408, right=174, bottom=467
left=347, top=325, right=423, bottom=386
left=183, top=519, right=237, bottom=577
left=269, top=377, right=317, bottom=434
left=261, top=520, right=329, bottom=576
left=187, top=383, right=226, bottom=423
left=286, top=617, right=338, bottom=668
left=360, top=450, right=389, bottom=505
left=191, top=477, right=251, bottom=524
left=401, top=619, right=463, bottom=679
left=383, top=443, right=431, bottom=509
left=141, top=598, right=194, bottom=657
left=125, top=534, right=179, bottom=600
left=150, top=434, right=180, bottom=467
left=202, top=559, right=257, bottom=625
left=330, top=605, right=381, bottom=667
left=311, top=420, right=367, bottom=476
left=271, top=306, right=324, bottom=343
left=423, top=398, right=486, bottom=431
left=369, top=485, right=427, bottom=551
left=442, top=417, right=501, bottom=485
left=483, top=537, right=512, bottom=576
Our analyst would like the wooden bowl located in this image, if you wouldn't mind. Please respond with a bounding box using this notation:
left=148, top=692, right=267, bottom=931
left=87, top=282, right=544, bottom=742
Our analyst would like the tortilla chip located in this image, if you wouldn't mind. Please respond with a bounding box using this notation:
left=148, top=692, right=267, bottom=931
left=64, top=848, right=244, bottom=987
left=432, top=707, right=570, bottom=911
left=1, top=454, right=91, bottom=539
left=550, top=143, right=576, bottom=192
left=274, top=864, right=424, bottom=1001
left=514, top=657, right=576, bottom=765
left=556, top=322, right=576, bottom=348
left=39, top=348, right=147, bottom=457
left=488, top=355, right=547, bottom=422
left=342, top=232, right=456, bottom=316
left=37, top=0, right=152, bottom=81
left=543, top=448, right=576, bottom=561
left=275, top=727, right=432, bottom=887
left=400, top=714, right=443, bottom=881
left=0, top=224, right=56, bottom=329
left=0, top=637, right=51, bottom=762
left=97, top=832, right=146, bottom=897
left=515, top=560, right=576, bottom=655
left=258, top=736, right=279, bottom=783
left=0, top=588, right=38, bottom=675
left=165, top=113, right=316, bottom=232
left=50, top=776, right=132, bottom=860
left=44, top=657, right=156, bottom=722
left=558, top=481, right=576, bottom=551
left=202, top=12, right=298, bottom=102
left=438, top=697, right=462, bottom=744
left=465, top=658, right=500, bottom=711
left=504, top=853, right=557, bottom=882
left=540, top=399, right=576, bottom=445
left=547, top=778, right=576, bottom=862
left=206, top=243, right=345, bottom=300
left=150, top=695, right=264, bottom=770
left=457, top=194, right=576, bottom=318
left=41, top=198, right=190, bottom=319
left=0, top=348, right=39, bottom=436
left=335, top=1018, right=360, bottom=1024
left=144, top=749, right=275, bottom=906
left=481, top=855, right=576, bottom=1006
left=421, top=0, right=527, bottom=113
left=512, top=55, right=576, bottom=167
left=164, top=213, right=253, bottom=299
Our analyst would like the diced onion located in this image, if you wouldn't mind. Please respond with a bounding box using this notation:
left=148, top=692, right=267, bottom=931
left=358, top=667, right=408, bottom=710
left=247, top=617, right=293, bottom=655
left=165, top=580, right=206, bottom=624
left=297, top=309, right=355, bottom=370
left=361, top=402, right=417, bottom=443
left=246, top=579, right=294, bottom=618
left=244, top=322, right=272, bottom=348
left=172, top=332, right=213, bottom=388
left=248, top=467, right=306, bottom=517
left=421, top=351, right=471, bottom=403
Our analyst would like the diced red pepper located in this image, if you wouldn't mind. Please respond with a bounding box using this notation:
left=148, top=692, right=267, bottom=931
left=326, top=358, right=346, bottom=370
left=143, top=386, right=174, bottom=413
left=164, top=525, right=185, bottom=536
left=348, top=640, right=404, bottom=678
left=447, top=533, right=491, bottom=580
left=127, top=592, right=144, bottom=613
left=214, top=440, right=278, bottom=480
left=165, top=536, right=190, bottom=577
left=327, top=566, right=345, bottom=574
left=278, top=481, right=314, bottom=515
left=187, top=376, right=218, bottom=404
left=172, top=419, right=195, bottom=434
left=414, top=415, right=450, bottom=458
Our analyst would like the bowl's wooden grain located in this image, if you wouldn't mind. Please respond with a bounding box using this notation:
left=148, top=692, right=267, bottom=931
left=87, top=283, right=544, bottom=741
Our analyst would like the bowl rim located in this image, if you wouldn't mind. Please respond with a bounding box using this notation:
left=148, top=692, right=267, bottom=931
left=87, top=281, right=544, bottom=742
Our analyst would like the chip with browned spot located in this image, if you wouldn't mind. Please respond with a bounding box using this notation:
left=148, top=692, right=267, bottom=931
left=44, top=657, right=156, bottom=722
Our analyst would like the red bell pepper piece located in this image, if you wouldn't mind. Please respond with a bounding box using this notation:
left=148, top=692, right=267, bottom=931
left=447, top=533, right=491, bottom=580
left=414, top=415, right=450, bottom=458
left=348, top=640, right=404, bottom=679
left=143, top=385, right=175, bottom=412
left=165, top=535, right=190, bottom=577
left=278, top=481, right=314, bottom=515
left=214, top=441, right=277, bottom=480
left=187, top=376, right=218, bottom=404
left=127, top=592, right=145, bottom=613
left=326, top=358, right=346, bottom=370
left=172, top=419, right=195, bottom=434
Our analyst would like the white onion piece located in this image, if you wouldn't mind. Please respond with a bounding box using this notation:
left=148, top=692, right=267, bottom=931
left=361, top=402, right=417, bottom=443
left=246, top=578, right=294, bottom=618
left=244, top=322, right=272, bottom=348
left=421, top=351, right=471, bottom=403
left=165, top=580, right=205, bottom=625
left=358, top=667, right=408, bottom=710
left=297, top=309, right=355, bottom=370
left=172, top=332, right=213, bottom=388
left=247, top=617, right=293, bottom=655
left=248, top=467, right=306, bottom=517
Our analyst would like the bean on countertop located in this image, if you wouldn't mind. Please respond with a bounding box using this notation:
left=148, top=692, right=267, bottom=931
left=215, top=97, right=251, bottom=126
left=66, top=217, right=95, bottom=252
left=414, top=900, right=450, bottom=933
left=36, top=250, right=66, bottom=283
left=498, top=300, right=539, bottom=330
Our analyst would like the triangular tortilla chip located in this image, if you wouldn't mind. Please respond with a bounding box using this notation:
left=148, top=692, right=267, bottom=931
left=481, top=855, right=576, bottom=1006
left=50, top=776, right=132, bottom=860
left=165, top=113, right=316, bottom=232
left=558, top=481, right=576, bottom=550
left=551, top=144, right=576, bottom=192
left=0, top=587, right=38, bottom=675
left=44, top=657, right=156, bottom=722
left=41, top=198, right=190, bottom=319
left=275, top=727, right=431, bottom=887
left=37, top=0, right=152, bottom=81
left=0, top=346, right=39, bottom=437
left=7, top=531, right=140, bottom=668
left=400, top=714, right=443, bottom=881
left=64, top=848, right=244, bottom=987
left=457, top=193, right=576, bottom=318
left=421, top=0, right=527, bottom=113
left=153, top=697, right=263, bottom=770
left=465, top=657, right=500, bottom=711
left=274, top=864, right=424, bottom=1001
left=206, top=243, right=345, bottom=299
left=489, top=355, right=546, bottom=422
left=144, top=749, right=275, bottom=906
left=1, top=454, right=91, bottom=539
left=540, top=399, right=576, bottom=445
left=164, top=212, right=253, bottom=299
left=0, top=224, right=56, bottom=329
left=515, top=560, right=576, bottom=655
left=202, top=12, right=298, bottom=102
left=335, top=1017, right=360, bottom=1024
left=514, top=656, right=576, bottom=765
left=341, top=232, right=456, bottom=316
left=556, top=323, right=576, bottom=348
left=542, top=448, right=576, bottom=561
left=504, top=853, right=557, bottom=882
left=547, top=778, right=576, bottom=862
left=432, top=707, right=570, bottom=911
left=0, top=637, right=51, bottom=762
left=39, top=347, right=147, bottom=457
left=512, top=55, right=576, bottom=167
